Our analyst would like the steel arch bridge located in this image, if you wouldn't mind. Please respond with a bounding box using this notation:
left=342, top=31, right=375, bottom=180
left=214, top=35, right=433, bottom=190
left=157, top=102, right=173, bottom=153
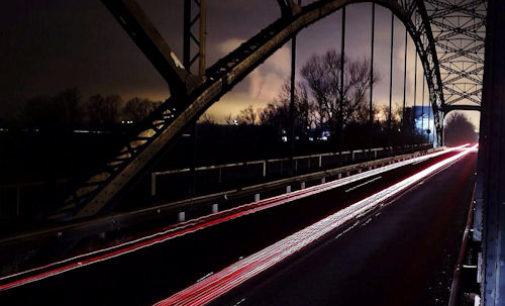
left=56, top=0, right=486, bottom=220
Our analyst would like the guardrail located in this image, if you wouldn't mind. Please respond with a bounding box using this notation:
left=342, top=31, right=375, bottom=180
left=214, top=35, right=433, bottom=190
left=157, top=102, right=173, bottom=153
left=0, top=179, right=68, bottom=220
left=0, top=145, right=439, bottom=276
left=151, top=143, right=432, bottom=197
left=0, top=143, right=431, bottom=221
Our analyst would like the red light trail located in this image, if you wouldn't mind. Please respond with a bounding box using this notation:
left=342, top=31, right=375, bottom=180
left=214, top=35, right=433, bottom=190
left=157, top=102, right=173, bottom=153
left=153, top=144, right=476, bottom=306
left=0, top=146, right=466, bottom=292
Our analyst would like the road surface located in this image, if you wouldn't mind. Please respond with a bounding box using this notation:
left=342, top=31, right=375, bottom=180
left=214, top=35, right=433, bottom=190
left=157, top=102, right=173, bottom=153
left=0, top=149, right=476, bottom=305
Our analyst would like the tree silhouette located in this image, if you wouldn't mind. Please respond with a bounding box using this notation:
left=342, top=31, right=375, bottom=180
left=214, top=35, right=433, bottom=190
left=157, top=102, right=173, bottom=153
left=86, top=94, right=122, bottom=128
left=300, top=50, right=378, bottom=131
left=235, top=105, right=260, bottom=125
left=122, top=97, right=159, bottom=123
left=23, top=87, right=82, bottom=130
left=444, top=113, right=477, bottom=146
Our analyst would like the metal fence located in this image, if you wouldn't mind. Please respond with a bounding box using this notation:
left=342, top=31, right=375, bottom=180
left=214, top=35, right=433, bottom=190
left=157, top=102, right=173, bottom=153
left=151, top=144, right=433, bottom=197
left=0, top=143, right=432, bottom=221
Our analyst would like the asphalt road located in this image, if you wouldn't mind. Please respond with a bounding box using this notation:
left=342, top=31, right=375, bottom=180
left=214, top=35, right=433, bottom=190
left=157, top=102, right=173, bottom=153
left=213, top=151, right=477, bottom=306
left=0, top=149, right=476, bottom=306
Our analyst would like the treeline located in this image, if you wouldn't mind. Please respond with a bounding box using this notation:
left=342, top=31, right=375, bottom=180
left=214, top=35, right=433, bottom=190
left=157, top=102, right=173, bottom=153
left=1, top=87, right=162, bottom=131
left=219, top=49, right=426, bottom=145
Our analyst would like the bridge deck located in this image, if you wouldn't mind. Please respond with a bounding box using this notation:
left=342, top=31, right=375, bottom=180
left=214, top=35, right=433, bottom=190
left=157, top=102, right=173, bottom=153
left=0, top=149, right=476, bottom=305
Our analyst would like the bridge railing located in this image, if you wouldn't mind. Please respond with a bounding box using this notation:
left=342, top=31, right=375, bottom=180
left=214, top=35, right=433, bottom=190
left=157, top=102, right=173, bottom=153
left=0, top=179, right=68, bottom=222
left=0, top=143, right=433, bottom=222
left=151, top=143, right=433, bottom=198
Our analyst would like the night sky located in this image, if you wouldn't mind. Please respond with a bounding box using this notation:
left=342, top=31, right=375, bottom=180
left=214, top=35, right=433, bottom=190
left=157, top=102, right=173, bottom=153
left=0, top=0, right=479, bottom=127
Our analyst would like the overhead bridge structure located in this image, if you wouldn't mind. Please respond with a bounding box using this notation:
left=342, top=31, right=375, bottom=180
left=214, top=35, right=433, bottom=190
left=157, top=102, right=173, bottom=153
left=56, top=0, right=486, bottom=222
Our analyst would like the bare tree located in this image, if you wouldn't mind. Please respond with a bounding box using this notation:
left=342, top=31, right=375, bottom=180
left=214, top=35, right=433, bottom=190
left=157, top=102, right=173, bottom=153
left=198, top=113, right=217, bottom=125
left=379, top=103, right=403, bottom=129
left=224, top=114, right=235, bottom=125
left=87, top=94, right=122, bottom=128
left=300, top=50, right=379, bottom=132
left=235, top=105, right=259, bottom=125
left=23, top=87, right=82, bottom=129
left=260, top=80, right=317, bottom=138
left=122, top=97, right=157, bottom=123
left=444, top=113, right=477, bottom=146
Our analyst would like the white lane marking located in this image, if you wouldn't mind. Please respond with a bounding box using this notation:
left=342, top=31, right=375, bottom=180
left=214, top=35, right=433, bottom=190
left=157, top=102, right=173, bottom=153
left=335, top=221, right=360, bottom=240
left=197, top=272, right=214, bottom=283
left=153, top=145, right=476, bottom=306
left=233, top=298, right=246, bottom=306
left=360, top=217, right=373, bottom=227
left=345, top=176, right=382, bottom=193
left=0, top=146, right=464, bottom=290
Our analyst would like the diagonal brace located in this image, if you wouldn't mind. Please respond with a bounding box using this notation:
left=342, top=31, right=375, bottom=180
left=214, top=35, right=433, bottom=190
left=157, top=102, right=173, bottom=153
left=276, top=0, right=301, bottom=17
left=101, top=0, right=201, bottom=97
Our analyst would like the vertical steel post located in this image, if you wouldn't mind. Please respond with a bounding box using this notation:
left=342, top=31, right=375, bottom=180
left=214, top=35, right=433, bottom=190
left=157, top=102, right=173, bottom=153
left=369, top=3, right=375, bottom=126
left=339, top=6, right=346, bottom=153
left=478, top=2, right=505, bottom=303
left=388, top=13, right=394, bottom=133
left=183, top=0, right=191, bottom=71
left=183, top=0, right=206, bottom=195
left=288, top=0, right=301, bottom=175
left=16, top=186, right=20, bottom=217
left=183, top=0, right=195, bottom=195
left=369, top=3, right=375, bottom=151
left=289, top=38, right=297, bottom=175
left=199, top=0, right=207, bottom=77
left=421, top=75, right=425, bottom=134
left=413, top=54, right=417, bottom=134
left=429, top=105, right=433, bottom=143
left=401, top=27, right=408, bottom=129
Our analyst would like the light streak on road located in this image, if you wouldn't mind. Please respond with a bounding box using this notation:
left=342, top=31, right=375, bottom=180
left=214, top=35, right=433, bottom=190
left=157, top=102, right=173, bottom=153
left=154, top=145, right=476, bottom=306
left=0, top=145, right=466, bottom=292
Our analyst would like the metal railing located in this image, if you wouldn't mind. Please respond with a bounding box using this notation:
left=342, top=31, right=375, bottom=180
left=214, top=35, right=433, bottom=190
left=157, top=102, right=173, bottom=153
left=0, top=179, right=68, bottom=220
left=151, top=143, right=432, bottom=197
left=0, top=143, right=432, bottom=220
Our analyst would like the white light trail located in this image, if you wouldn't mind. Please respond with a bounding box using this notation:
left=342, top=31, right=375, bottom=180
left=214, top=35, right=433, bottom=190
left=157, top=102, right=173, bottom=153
left=154, top=145, right=476, bottom=306
left=0, top=145, right=465, bottom=292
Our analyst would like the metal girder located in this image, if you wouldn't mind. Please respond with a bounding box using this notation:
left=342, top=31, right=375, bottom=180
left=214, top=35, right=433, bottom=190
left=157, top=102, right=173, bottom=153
left=477, top=0, right=505, bottom=303
left=101, top=0, right=202, bottom=97
left=442, top=103, right=481, bottom=116
left=58, top=0, right=446, bottom=219
left=184, top=0, right=207, bottom=77
left=425, top=0, right=487, bottom=107
left=276, top=0, right=302, bottom=16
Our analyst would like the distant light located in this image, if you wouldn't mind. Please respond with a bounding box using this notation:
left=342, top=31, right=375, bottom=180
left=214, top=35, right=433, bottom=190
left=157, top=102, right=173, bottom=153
left=281, top=136, right=288, bottom=142
left=74, top=130, right=90, bottom=134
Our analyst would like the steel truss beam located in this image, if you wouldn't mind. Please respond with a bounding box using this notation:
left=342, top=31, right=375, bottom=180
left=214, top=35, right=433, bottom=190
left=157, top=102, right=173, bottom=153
left=100, top=0, right=201, bottom=98
left=442, top=103, right=481, bottom=116
left=59, top=0, right=447, bottom=219
left=424, top=0, right=487, bottom=107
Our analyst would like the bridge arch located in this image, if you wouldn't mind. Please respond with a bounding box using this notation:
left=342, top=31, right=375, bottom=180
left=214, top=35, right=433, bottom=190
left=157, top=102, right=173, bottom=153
left=65, top=0, right=448, bottom=219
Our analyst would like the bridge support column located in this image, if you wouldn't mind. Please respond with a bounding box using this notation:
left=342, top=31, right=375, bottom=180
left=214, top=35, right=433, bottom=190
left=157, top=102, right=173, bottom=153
left=478, top=0, right=505, bottom=304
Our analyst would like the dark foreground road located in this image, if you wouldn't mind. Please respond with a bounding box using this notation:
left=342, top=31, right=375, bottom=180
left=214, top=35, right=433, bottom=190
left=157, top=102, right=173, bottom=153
left=0, top=149, right=476, bottom=305
left=213, top=151, right=477, bottom=306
